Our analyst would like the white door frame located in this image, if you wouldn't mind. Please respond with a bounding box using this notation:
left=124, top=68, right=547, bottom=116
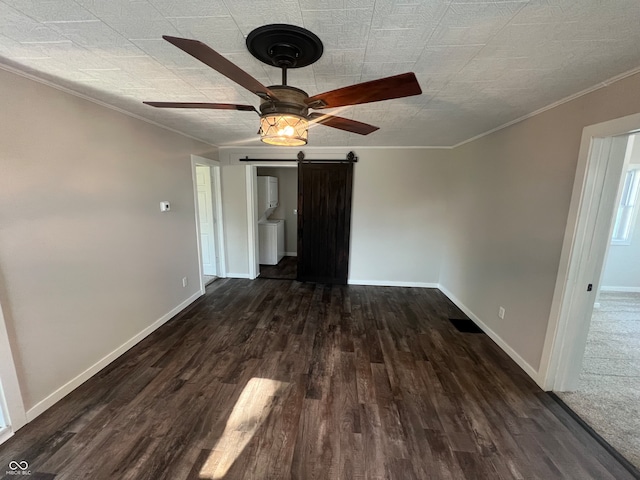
left=0, top=298, right=27, bottom=444
left=246, top=165, right=258, bottom=279
left=195, top=164, right=217, bottom=277
left=191, top=155, right=226, bottom=293
left=540, top=112, right=640, bottom=391
left=245, top=162, right=298, bottom=279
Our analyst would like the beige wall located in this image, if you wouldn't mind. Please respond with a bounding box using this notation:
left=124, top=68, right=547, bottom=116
left=440, top=71, right=640, bottom=372
left=349, top=149, right=449, bottom=285
left=0, top=67, right=215, bottom=413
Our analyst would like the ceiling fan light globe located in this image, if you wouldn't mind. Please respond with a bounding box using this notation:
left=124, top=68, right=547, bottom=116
left=260, top=114, right=308, bottom=146
left=278, top=125, right=295, bottom=136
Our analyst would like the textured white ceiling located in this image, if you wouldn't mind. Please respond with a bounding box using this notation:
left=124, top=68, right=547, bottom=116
left=1, top=0, right=640, bottom=147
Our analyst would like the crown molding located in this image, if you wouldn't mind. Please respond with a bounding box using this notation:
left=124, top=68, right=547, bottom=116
left=452, top=66, right=640, bottom=149
left=0, top=60, right=219, bottom=148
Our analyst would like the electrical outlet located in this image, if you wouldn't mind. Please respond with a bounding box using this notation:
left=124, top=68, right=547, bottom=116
left=498, top=306, right=505, bottom=319
left=182, top=277, right=188, bottom=288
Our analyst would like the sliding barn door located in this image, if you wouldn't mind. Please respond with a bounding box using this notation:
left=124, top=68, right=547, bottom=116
left=297, top=162, right=353, bottom=284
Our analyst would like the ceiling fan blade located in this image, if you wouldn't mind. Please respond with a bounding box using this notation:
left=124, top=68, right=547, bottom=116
left=162, top=35, right=278, bottom=101
left=308, top=113, right=379, bottom=135
left=144, top=101, right=258, bottom=112
left=306, top=72, right=422, bottom=109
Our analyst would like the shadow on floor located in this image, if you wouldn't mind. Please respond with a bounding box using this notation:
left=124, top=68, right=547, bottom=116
left=259, top=256, right=297, bottom=280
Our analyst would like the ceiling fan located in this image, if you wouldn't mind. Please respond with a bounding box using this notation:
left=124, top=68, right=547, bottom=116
left=143, top=24, right=422, bottom=146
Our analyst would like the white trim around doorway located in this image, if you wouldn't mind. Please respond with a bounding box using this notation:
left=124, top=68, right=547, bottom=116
left=0, top=299, right=27, bottom=443
left=246, top=165, right=259, bottom=280
left=191, top=155, right=227, bottom=293
left=539, top=112, right=640, bottom=391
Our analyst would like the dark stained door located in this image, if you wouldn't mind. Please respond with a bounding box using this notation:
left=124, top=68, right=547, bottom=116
left=297, top=162, right=353, bottom=284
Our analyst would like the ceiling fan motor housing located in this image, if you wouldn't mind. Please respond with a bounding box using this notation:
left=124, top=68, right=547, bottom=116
left=269, top=43, right=300, bottom=68
left=259, top=85, right=309, bottom=117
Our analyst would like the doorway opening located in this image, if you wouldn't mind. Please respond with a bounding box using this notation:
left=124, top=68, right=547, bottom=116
left=553, top=133, right=640, bottom=469
left=542, top=114, right=640, bottom=472
left=547, top=132, right=636, bottom=390
left=191, top=156, right=226, bottom=292
left=246, top=159, right=355, bottom=283
left=255, top=166, right=298, bottom=281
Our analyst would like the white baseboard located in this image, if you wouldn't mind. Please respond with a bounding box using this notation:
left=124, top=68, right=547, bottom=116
left=284, top=252, right=297, bottom=257
left=599, top=286, right=640, bottom=292
left=226, top=273, right=252, bottom=279
left=25, top=290, right=203, bottom=422
left=348, top=279, right=439, bottom=288
left=437, top=284, right=542, bottom=387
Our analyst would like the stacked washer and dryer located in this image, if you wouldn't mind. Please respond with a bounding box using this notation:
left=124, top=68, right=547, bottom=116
left=257, top=176, right=285, bottom=265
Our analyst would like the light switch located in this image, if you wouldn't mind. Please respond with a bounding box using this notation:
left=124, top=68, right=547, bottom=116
left=160, top=201, right=170, bottom=212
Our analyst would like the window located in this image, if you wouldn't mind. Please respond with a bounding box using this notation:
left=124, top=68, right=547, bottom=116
left=611, top=167, right=640, bottom=245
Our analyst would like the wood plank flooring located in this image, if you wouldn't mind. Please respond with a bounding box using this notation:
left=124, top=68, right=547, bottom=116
left=259, top=256, right=297, bottom=280
left=0, top=279, right=635, bottom=480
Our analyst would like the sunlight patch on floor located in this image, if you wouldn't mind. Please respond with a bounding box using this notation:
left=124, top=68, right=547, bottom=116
left=199, top=377, right=289, bottom=479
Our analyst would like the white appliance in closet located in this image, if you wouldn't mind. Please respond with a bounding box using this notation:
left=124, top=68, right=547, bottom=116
left=258, top=219, right=285, bottom=265
left=257, top=176, right=285, bottom=265
left=257, top=176, right=278, bottom=214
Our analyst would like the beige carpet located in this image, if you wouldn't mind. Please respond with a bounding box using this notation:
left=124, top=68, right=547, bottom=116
left=556, top=291, right=640, bottom=469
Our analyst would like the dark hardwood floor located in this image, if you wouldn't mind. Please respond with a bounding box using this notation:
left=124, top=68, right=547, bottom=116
left=259, top=256, right=297, bottom=280
left=0, top=279, right=635, bottom=480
